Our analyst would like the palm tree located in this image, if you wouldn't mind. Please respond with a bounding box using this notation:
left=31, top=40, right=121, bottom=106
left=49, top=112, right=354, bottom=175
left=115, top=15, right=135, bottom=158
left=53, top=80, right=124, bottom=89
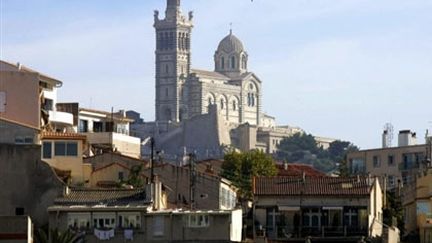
left=35, top=228, right=81, bottom=243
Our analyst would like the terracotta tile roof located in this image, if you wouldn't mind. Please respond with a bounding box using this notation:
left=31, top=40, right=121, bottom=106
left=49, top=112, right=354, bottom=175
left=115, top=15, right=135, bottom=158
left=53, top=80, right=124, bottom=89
left=92, top=162, right=131, bottom=173
left=253, top=176, right=371, bottom=197
left=41, top=132, right=86, bottom=141
left=191, top=159, right=224, bottom=176
left=84, top=151, right=149, bottom=164
left=276, top=163, right=326, bottom=177
left=54, top=188, right=148, bottom=206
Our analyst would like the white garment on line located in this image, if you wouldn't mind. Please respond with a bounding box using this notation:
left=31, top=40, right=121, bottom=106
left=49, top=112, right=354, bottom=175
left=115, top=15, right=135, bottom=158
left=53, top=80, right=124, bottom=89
left=124, top=229, right=134, bottom=241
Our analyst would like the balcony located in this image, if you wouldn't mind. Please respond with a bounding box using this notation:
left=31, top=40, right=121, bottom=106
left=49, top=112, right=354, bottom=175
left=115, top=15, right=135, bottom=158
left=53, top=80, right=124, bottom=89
left=83, top=132, right=141, bottom=158
left=259, top=225, right=368, bottom=240
left=48, top=110, right=74, bottom=126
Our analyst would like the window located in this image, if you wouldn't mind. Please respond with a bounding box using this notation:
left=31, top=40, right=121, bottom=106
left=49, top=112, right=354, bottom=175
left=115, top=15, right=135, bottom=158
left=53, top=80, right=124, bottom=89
left=221, top=57, right=225, bottom=69
left=344, top=208, right=359, bottom=227
left=43, top=142, right=52, bottom=159
left=0, top=91, right=5, bottom=112
left=231, top=56, right=235, bottom=69
left=15, top=136, right=34, bottom=144
left=220, top=99, right=225, bottom=109
left=232, top=100, right=237, bottom=111
left=118, top=172, right=124, bottom=181
left=78, top=120, right=88, bottom=133
left=93, top=213, right=116, bottom=229
left=66, top=142, right=78, bottom=156
left=388, top=155, right=395, bottom=166
left=68, top=213, right=91, bottom=230
left=118, top=213, right=141, bottom=229
left=54, top=142, right=78, bottom=157
left=186, top=214, right=209, bottom=228
left=373, top=156, right=380, bottom=167
left=153, top=216, right=164, bottom=236
left=93, top=122, right=103, bottom=132
left=55, top=142, right=66, bottom=156
left=15, top=207, right=24, bottom=216
left=43, top=98, right=53, bottom=111
left=350, top=158, right=366, bottom=174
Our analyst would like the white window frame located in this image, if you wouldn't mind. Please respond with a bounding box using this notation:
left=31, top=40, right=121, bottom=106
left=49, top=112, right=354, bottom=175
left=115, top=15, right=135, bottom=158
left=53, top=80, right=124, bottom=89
left=118, top=212, right=141, bottom=229
left=67, top=213, right=91, bottom=229
left=186, top=214, right=210, bottom=228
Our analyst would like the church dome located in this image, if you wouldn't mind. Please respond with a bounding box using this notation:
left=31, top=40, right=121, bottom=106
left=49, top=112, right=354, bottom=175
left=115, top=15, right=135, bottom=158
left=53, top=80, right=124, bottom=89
left=217, top=31, right=245, bottom=53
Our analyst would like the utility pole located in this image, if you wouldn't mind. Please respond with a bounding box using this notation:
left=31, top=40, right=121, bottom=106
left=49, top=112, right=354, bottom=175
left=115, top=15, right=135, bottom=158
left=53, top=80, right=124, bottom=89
left=150, top=137, right=155, bottom=184
left=189, top=152, right=196, bottom=210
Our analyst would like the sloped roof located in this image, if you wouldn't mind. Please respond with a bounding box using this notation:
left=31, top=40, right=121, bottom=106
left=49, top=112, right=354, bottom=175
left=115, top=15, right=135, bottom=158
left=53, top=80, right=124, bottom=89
left=191, top=69, right=229, bottom=80
left=191, top=159, right=224, bottom=176
left=253, top=176, right=371, bottom=197
left=54, top=188, right=148, bottom=206
left=93, top=162, right=131, bottom=173
left=0, top=60, right=62, bottom=86
left=276, top=163, right=326, bottom=177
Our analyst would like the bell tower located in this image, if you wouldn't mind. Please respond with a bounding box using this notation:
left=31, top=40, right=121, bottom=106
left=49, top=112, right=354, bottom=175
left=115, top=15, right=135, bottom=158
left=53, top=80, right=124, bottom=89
left=154, top=0, right=193, bottom=122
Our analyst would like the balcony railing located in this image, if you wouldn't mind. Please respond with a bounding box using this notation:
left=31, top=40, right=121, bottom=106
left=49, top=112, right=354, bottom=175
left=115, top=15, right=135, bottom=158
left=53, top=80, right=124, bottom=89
left=260, top=225, right=368, bottom=239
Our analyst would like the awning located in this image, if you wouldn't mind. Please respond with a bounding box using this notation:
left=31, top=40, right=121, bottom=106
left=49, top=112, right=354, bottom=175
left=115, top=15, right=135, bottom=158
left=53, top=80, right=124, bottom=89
left=278, top=206, right=300, bottom=211
left=322, top=206, right=343, bottom=210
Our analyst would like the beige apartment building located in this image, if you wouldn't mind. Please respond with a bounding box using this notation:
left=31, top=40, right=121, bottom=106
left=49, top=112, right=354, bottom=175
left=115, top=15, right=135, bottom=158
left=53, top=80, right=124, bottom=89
left=402, top=167, right=432, bottom=243
left=0, top=60, right=73, bottom=134
left=347, top=130, right=431, bottom=190
left=41, top=131, right=92, bottom=186
left=347, top=144, right=428, bottom=189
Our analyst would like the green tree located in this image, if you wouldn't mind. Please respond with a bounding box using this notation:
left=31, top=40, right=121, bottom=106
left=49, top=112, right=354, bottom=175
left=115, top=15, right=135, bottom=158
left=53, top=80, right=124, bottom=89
left=383, top=191, right=404, bottom=234
left=125, top=164, right=144, bottom=188
left=276, top=133, right=358, bottom=173
left=221, top=150, right=277, bottom=199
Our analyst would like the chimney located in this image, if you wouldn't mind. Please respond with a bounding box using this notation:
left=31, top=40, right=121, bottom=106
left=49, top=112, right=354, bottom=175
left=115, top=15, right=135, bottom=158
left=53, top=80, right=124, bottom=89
left=398, top=130, right=417, bottom=146
left=17, top=62, right=22, bottom=70
left=382, top=130, right=389, bottom=148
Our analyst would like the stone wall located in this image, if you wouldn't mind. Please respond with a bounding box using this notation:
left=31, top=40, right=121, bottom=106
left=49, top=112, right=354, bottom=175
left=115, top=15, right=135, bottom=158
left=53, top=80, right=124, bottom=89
left=0, top=144, right=64, bottom=227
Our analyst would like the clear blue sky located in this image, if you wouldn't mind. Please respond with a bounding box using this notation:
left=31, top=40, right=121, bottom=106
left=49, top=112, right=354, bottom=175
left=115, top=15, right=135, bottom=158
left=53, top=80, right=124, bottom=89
left=1, top=0, right=431, bottom=149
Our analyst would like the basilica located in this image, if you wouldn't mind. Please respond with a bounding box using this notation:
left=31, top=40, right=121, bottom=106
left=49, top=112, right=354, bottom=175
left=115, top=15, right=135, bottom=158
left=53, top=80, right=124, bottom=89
left=135, top=0, right=307, bottom=159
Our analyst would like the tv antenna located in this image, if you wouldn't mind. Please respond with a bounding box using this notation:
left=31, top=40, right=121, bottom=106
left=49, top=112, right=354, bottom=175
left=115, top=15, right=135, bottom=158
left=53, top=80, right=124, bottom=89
left=383, top=123, right=394, bottom=148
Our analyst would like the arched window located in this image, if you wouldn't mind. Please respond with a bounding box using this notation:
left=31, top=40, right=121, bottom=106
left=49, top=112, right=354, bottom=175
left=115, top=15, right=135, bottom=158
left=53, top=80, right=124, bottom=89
left=208, top=98, right=213, bottom=105
left=231, top=56, right=235, bottom=69
left=221, top=57, right=225, bottom=69
left=220, top=99, right=225, bottom=109
left=232, top=100, right=237, bottom=111
left=242, top=55, right=247, bottom=69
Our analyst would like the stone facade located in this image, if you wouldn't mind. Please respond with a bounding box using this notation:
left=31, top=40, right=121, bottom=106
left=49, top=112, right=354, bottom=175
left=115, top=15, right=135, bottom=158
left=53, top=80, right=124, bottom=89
left=154, top=1, right=261, bottom=126
left=139, top=0, right=303, bottom=159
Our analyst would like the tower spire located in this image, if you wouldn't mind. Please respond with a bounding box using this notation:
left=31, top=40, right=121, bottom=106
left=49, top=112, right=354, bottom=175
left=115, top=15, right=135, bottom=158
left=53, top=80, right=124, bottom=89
left=229, top=22, right=233, bottom=35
